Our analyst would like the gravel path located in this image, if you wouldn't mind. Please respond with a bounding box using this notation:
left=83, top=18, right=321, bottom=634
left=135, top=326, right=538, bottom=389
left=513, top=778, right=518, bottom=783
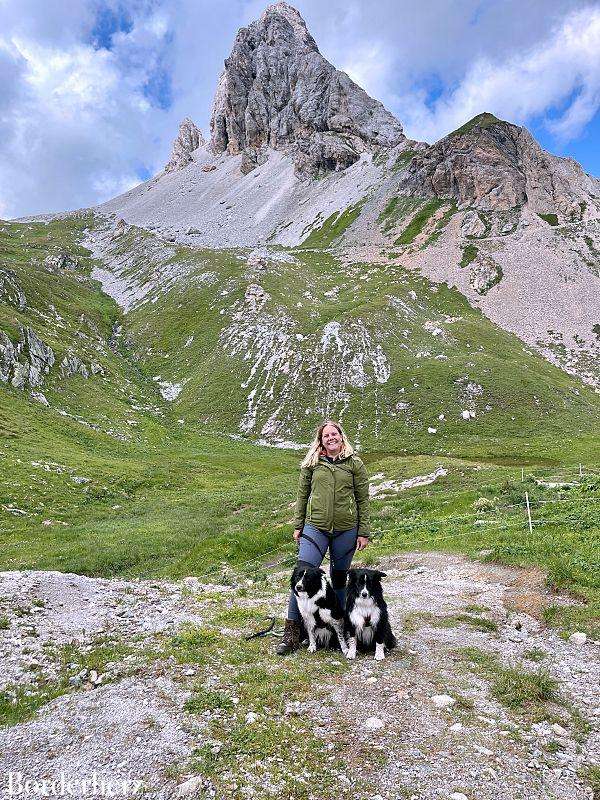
left=0, top=554, right=597, bottom=799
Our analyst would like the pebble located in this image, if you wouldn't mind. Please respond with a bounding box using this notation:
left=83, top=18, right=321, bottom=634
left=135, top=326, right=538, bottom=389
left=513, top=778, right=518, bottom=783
left=177, top=776, right=204, bottom=797
left=245, top=712, right=259, bottom=724
left=449, top=793, right=469, bottom=800
left=432, top=694, right=456, bottom=709
left=364, top=717, right=385, bottom=730
left=551, top=723, right=568, bottom=736
left=568, top=632, right=587, bottom=645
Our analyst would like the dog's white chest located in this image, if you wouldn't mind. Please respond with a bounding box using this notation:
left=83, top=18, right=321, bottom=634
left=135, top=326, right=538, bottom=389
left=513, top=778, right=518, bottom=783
left=350, top=597, right=381, bottom=643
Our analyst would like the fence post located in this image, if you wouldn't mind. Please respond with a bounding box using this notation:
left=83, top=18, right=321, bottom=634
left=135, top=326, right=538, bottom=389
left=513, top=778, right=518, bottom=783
left=525, top=491, right=533, bottom=536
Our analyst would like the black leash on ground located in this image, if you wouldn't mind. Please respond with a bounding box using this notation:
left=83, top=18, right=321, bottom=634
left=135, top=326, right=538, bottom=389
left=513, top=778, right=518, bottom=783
left=244, top=615, right=285, bottom=640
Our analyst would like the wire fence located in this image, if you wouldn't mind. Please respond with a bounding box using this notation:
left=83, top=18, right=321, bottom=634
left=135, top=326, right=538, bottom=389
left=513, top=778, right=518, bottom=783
left=186, top=463, right=599, bottom=585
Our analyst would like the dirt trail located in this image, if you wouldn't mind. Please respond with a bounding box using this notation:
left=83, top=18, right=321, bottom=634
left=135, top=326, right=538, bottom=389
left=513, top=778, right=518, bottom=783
left=0, top=553, right=597, bottom=799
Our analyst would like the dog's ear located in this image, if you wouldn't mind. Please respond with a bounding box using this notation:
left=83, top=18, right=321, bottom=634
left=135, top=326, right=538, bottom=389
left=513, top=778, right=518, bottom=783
left=375, top=570, right=387, bottom=579
left=347, top=570, right=357, bottom=584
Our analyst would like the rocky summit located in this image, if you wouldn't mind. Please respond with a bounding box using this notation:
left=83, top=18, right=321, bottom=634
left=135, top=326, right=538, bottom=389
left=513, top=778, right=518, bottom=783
left=400, top=112, right=599, bottom=217
left=209, top=2, right=406, bottom=176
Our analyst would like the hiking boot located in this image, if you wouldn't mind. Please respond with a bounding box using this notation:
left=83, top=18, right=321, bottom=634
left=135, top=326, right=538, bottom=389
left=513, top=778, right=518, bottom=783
left=275, top=618, right=301, bottom=655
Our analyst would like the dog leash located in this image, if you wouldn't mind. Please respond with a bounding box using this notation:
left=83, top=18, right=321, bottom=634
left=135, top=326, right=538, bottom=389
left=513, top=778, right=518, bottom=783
left=244, top=615, right=285, bottom=640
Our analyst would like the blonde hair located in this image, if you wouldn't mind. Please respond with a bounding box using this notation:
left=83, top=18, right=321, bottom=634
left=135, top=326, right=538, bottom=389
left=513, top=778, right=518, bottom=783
left=300, top=420, right=354, bottom=468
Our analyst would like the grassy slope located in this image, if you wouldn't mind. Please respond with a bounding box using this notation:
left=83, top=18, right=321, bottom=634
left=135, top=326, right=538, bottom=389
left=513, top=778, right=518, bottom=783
left=0, top=216, right=598, bottom=634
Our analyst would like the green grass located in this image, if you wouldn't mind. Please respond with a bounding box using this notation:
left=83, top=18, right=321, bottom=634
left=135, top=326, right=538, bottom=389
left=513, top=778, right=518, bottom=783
left=538, top=213, right=559, bottom=227
left=523, top=647, right=547, bottom=663
left=450, top=112, right=503, bottom=137
left=156, top=615, right=360, bottom=800
left=460, top=244, right=478, bottom=268
left=299, top=200, right=365, bottom=248
left=0, top=635, right=139, bottom=727
left=392, top=149, right=419, bottom=172
left=491, top=668, right=558, bottom=709
left=394, top=199, right=446, bottom=245
left=580, top=764, right=600, bottom=799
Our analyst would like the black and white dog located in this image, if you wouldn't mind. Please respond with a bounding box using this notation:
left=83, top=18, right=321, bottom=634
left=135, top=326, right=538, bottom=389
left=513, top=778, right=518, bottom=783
left=345, top=569, right=397, bottom=660
left=291, top=566, right=348, bottom=655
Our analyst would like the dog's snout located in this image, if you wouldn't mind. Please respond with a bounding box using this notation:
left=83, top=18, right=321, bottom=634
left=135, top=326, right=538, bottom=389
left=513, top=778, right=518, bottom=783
left=360, top=589, right=369, bottom=598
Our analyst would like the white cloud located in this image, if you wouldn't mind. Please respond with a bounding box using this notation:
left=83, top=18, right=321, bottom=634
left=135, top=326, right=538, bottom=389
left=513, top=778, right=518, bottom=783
left=386, top=5, right=600, bottom=143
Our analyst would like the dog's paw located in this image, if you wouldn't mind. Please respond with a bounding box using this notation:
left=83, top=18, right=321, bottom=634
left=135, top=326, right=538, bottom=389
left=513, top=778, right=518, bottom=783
left=308, top=644, right=317, bottom=653
left=374, top=643, right=386, bottom=661
left=374, top=651, right=385, bottom=661
left=346, top=649, right=356, bottom=660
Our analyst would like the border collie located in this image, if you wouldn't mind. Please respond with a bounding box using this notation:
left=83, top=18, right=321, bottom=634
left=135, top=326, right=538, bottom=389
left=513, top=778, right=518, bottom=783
left=345, top=568, right=396, bottom=660
left=291, top=566, right=348, bottom=655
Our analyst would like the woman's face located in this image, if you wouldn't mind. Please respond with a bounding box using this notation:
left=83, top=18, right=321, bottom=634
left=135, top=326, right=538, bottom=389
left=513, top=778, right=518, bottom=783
left=321, top=424, right=342, bottom=455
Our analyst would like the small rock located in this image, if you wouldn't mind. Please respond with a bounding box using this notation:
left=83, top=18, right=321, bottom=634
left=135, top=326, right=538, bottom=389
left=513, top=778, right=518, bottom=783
left=364, top=717, right=384, bottom=730
left=177, top=776, right=204, bottom=797
left=450, top=794, right=469, bottom=800
left=432, top=694, right=456, bottom=709
left=449, top=723, right=463, bottom=731
left=245, top=712, right=259, bottom=724
left=552, top=723, right=568, bottom=736
left=568, top=632, right=587, bottom=645
left=427, top=427, right=437, bottom=434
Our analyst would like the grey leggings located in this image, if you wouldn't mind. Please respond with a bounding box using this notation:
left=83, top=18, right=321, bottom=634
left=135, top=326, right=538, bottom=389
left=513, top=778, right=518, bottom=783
left=287, top=523, right=358, bottom=621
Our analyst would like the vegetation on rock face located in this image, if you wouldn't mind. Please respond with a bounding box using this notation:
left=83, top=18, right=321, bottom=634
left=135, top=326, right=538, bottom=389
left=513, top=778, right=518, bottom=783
left=460, top=244, right=479, bottom=268
left=449, top=112, right=503, bottom=137
left=538, top=213, right=559, bottom=227
left=299, top=200, right=365, bottom=248
left=394, top=199, right=446, bottom=245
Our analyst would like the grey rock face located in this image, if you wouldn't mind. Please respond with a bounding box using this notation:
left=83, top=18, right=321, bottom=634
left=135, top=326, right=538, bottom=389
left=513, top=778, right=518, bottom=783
left=44, top=252, right=79, bottom=273
left=209, top=2, right=405, bottom=176
left=165, top=118, right=204, bottom=173
left=59, top=352, right=89, bottom=379
left=0, top=325, right=55, bottom=389
left=0, top=268, right=26, bottom=309
left=400, top=113, right=600, bottom=216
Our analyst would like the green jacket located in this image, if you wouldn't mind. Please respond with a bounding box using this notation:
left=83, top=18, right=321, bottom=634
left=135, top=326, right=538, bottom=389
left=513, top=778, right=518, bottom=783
left=293, top=454, right=371, bottom=538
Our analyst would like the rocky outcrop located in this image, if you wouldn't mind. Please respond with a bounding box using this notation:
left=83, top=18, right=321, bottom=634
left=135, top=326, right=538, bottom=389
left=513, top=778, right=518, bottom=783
left=59, top=352, right=90, bottom=379
left=0, top=268, right=26, bottom=309
left=209, top=2, right=405, bottom=176
left=165, top=118, right=204, bottom=173
left=0, top=326, right=55, bottom=389
left=44, top=252, right=80, bottom=273
left=400, top=113, right=600, bottom=216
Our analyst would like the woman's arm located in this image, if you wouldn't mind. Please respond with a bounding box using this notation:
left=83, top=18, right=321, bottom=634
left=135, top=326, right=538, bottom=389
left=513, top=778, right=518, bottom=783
left=292, top=466, right=312, bottom=532
left=354, top=458, right=370, bottom=539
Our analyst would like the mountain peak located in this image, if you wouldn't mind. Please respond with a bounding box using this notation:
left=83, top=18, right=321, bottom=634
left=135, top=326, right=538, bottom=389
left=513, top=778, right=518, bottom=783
left=259, top=3, right=316, bottom=47
left=209, top=3, right=405, bottom=176
left=400, top=112, right=598, bottom=215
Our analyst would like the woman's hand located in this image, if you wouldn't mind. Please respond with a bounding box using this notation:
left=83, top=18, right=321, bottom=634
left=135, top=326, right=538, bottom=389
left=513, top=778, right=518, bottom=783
left=293, top=529, right=302, bottom=542
left=356, top=536, right=369, bottom=551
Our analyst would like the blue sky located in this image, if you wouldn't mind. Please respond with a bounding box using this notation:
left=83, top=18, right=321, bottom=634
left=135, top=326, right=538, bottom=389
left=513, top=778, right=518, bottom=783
left=0, top=0, right=599, bottom=217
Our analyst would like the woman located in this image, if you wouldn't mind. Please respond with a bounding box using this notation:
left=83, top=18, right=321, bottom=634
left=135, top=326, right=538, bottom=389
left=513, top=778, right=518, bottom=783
left=276, top=420, right=371, bottom=655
